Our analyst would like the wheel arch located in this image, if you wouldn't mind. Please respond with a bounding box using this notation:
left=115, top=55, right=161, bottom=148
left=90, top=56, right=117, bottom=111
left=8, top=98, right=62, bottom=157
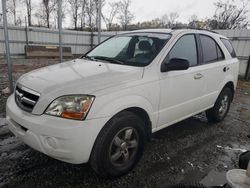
left=98, top=107, right=152, bottom=142
left=120, top=107, right=152, bottom=141
left=89, top=106, right=152, bottom=169
left=222, top=81, right=235, bottom=101
left=92, top=107, right=152, bottom=158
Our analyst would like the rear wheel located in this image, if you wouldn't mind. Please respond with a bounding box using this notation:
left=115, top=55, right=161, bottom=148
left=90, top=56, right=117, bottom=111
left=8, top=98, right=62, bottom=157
left=206, top=87, right=233, bottom=123
left=90, top=111, right=146, bottom=177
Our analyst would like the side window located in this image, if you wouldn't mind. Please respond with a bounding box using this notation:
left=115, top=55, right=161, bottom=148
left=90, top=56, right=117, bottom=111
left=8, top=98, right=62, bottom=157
left=200, top=35, right=225, bottom=63
left=221, top=38, right=236, bottom=58
left=168, top=35, right=197, bottom=66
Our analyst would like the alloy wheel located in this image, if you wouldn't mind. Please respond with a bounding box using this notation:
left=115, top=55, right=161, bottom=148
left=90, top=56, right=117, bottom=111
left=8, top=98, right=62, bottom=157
left=218, top=95, right=229, bottom=117
left=109, top=127, right=139, bottom=167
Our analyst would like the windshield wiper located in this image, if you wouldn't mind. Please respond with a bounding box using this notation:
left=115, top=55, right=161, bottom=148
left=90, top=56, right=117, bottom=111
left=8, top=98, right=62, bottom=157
left=91, top=56, right=125, bottom=65
left=82, top=55, right=97, bottom=61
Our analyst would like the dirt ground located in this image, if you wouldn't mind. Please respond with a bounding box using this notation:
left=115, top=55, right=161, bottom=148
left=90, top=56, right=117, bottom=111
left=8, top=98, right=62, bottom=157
left=0, top=62, right=250, bottom=187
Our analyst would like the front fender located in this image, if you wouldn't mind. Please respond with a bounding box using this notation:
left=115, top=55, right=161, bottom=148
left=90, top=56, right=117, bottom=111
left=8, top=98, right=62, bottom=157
left=87, top=95, right=158, bottom=129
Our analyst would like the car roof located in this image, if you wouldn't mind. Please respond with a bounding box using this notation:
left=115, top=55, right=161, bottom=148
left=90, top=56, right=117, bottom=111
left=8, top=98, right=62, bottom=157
left=121, top=28, right=227, bottom=39
left=127, top=29, right=173, bottom=33
left=171, top=29, right=227, bottom=39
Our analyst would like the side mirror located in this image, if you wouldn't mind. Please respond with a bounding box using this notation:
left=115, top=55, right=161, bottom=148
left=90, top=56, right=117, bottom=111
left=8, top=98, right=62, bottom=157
left=161, top=58, right=190, bottom=72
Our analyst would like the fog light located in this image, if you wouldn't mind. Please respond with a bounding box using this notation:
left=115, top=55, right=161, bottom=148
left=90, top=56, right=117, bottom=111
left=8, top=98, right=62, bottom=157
left=45, top=137, right=57, bottom=149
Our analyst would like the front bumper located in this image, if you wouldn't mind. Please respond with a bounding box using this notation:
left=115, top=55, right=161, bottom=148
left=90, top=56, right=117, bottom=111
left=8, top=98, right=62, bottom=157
left=6, top=94, right=109, bottom=164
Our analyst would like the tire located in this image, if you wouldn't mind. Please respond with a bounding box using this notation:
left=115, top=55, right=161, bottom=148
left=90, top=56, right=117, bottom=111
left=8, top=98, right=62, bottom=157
left=90, top=111, right=146, bottom=177
left=206, top=87, right=233, bottom=123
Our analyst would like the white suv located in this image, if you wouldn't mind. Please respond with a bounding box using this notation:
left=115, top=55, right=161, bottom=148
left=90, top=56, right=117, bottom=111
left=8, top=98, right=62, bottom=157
left=6, top=29, right=239, bottom=177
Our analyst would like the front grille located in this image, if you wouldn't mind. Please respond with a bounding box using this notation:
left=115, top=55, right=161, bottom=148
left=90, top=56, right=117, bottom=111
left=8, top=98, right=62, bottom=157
left=15, top=84, right=40, bottom=112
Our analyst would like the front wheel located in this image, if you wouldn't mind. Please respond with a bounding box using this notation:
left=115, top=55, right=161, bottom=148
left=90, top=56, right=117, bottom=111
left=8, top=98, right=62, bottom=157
left=90, top=111, right=146, bottom=177
left=206, top=87, right=233, bottom=123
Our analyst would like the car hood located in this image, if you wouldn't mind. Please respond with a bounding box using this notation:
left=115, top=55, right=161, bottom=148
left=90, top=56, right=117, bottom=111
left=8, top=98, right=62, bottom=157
left=18, top=59, right=144, bottom=96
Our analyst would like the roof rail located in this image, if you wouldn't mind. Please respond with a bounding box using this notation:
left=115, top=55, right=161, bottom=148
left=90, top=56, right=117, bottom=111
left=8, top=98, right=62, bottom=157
left=171, top=26, right=218, bottom=34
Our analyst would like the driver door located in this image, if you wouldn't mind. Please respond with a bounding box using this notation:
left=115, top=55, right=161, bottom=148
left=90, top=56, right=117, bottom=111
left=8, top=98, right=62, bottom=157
left=158, top=34, right=206, bottom=128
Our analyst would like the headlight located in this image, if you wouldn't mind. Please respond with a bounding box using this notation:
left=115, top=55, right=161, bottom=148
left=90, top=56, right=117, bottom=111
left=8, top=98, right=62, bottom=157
left=45, top=95, right=95, bottom=120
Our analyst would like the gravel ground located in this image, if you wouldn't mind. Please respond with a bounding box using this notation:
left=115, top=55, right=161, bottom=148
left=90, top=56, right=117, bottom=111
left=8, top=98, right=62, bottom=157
left=0, top=61, right=250, bottom=187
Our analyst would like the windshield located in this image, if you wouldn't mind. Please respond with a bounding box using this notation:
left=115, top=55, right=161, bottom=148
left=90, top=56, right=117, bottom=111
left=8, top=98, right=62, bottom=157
left=84, top=33, right=171, bottom=67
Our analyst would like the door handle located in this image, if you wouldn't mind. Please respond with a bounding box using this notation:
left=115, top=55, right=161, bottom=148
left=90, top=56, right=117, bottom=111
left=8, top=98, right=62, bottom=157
left=194, top=73, right=203, bottom=80
left=223, top=66, right=230, bottom=72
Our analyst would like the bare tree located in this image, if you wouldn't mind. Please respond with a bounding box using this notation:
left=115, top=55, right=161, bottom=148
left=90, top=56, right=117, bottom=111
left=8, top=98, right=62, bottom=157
left=7, top=0, right=18, bottom=25
left=208, top=0, right=249, bottom=29
left=188, top=14, right=198, bottom=28
left=118, top=0, right=134, bottom=30
left=52, top=0, right=67, bottom=28
left=169, top=12, right=179, bottom=25
left=161, top=12, right=179, bottom=28
left=161, top=14, right=168, bottom=26
left=78, top=0, right=105, bottom=31
left=103, top=2, right=120, bottom=30
left=189, top=15, right=198, bottom=23
left=42, top=0, right=57, bottom=28
left=35, top=0, right=57, bottom=28
left=80, top=0, right=87, bottom=30
left=24, top=0, right=32, bottom=26
left=12, top=0, right=17, bottom=25
left=68, top=0, right=82, bottom=30
left=188, top=14, right=207, bottom=28
left=85, top=0, right=95, bottom=30
left=0, top=13, right=2, bottom=24
left=16, top=16, right=23, bottom=26
left=131, top=18, right=164, bottom=29
left=93, top=0, right=99, bottom=29
left=93, top=0, right=105, bottom=28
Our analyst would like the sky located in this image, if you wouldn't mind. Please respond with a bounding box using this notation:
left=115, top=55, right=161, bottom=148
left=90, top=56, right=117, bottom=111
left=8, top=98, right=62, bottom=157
left=0, top=0, right=249, bottom=27
left=104, top=0, right=250, bottom=24
left=110, top=0, right=217, bottom=23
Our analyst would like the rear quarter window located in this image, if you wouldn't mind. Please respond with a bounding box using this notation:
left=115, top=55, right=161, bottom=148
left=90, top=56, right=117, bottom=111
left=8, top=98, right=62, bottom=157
left=221, top=38, right=237, bottom=58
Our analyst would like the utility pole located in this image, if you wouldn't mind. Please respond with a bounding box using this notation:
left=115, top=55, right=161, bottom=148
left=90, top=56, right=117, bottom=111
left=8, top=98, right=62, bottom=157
left=25, top=16, right=29, bottom=59
left=58, top=0, right=63, bottom=63
left=245, top=55, right=250, bottom=80
left=2, top=0, right=14, bottom=92
left=97, top=0, right=101, bottom=44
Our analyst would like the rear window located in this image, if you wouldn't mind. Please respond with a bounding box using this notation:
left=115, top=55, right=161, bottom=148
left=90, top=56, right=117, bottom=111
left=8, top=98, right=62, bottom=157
left=200, top=35, right=224, bottom=63
left=221, top=38, right=236, bottom=58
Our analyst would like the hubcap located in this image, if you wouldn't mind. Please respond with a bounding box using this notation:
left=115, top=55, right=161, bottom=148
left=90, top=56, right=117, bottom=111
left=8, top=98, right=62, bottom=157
left=109, top=127, right=139, bottom=167
left=218, top=95, right=229, bottom=117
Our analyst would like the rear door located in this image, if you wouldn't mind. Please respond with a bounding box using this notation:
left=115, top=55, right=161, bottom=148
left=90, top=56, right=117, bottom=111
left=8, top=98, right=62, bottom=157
left=197, top=34, right=233, bottom=107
